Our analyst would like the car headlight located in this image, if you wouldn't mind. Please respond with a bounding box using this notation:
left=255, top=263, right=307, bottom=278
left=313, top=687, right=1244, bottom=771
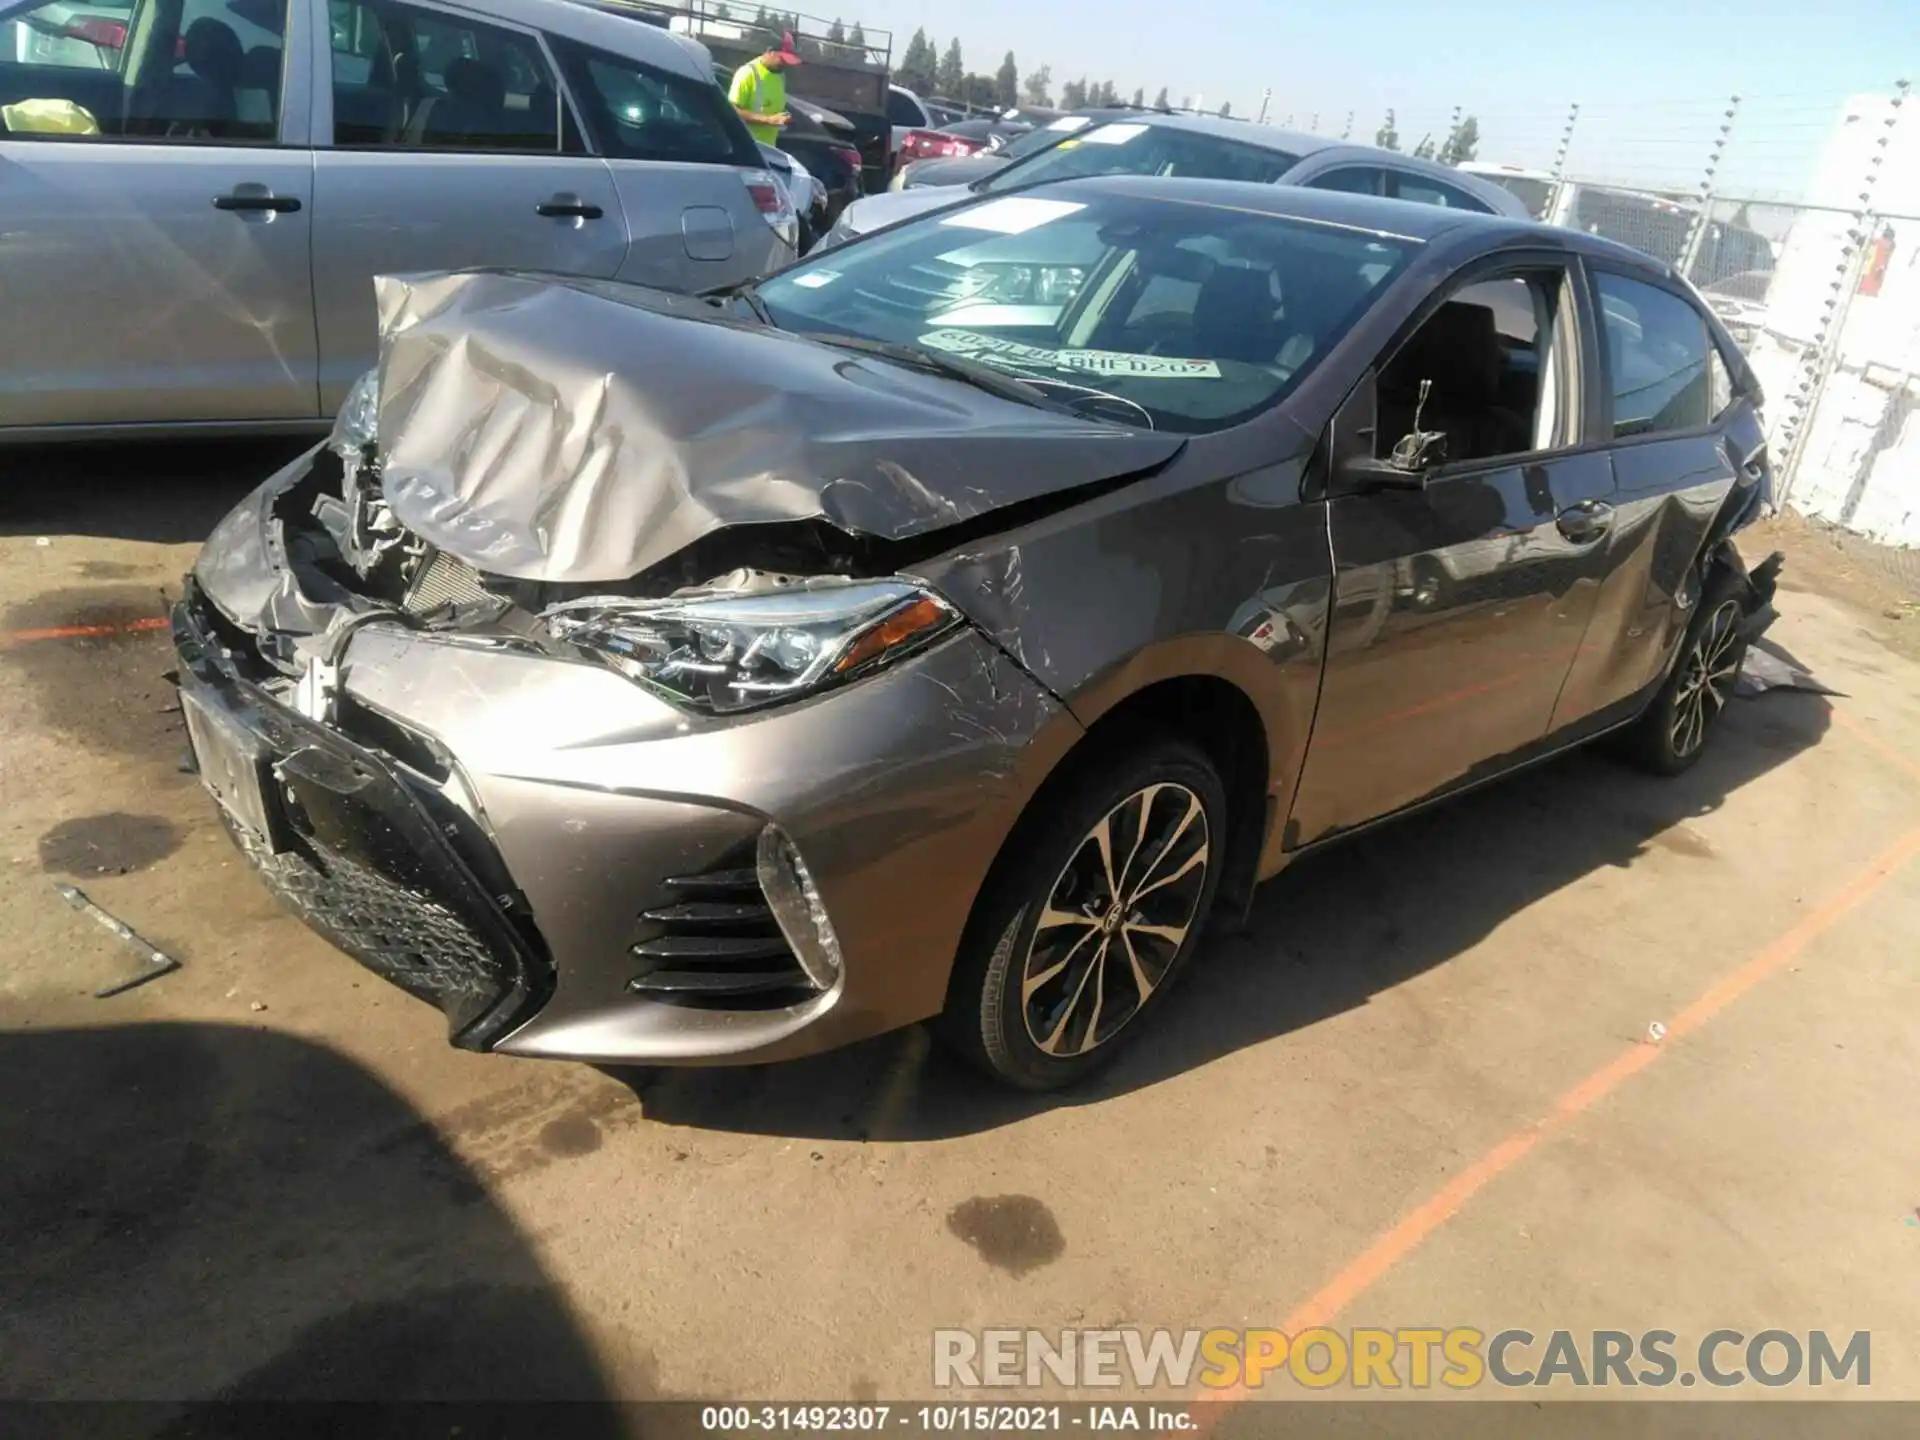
left=543, top=579, right=960, bottom=714
left=329, top=368, right=380, bottom=459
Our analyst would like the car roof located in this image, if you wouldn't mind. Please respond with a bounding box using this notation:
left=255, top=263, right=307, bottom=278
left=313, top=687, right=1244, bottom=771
left=1032, top=173, right=1683, bottom=273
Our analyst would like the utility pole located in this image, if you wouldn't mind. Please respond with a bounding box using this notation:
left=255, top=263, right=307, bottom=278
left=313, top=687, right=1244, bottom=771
left=1255, top=88, right=1272, bottom=124
left=1341, top=109, right=1353, bottom=139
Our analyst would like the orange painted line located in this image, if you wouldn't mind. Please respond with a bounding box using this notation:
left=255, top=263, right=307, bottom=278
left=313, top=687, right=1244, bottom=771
left=0, top=616, right=168, bottom=648
left=1194, top=822, right=1920, bottom=1415
left=1829, top=706, right=1920, bottom=789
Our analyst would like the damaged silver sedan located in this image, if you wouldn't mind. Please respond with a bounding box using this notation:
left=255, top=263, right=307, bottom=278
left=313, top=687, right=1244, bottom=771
left=177, top=179, right=1780, bottom=1089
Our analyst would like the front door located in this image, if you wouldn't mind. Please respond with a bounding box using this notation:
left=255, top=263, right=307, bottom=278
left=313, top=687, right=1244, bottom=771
left=309, top=0, right=625, bottom=411
left=0, top=0, right=317, bottom=428
left=1287, top=262, right=1615, bottom=846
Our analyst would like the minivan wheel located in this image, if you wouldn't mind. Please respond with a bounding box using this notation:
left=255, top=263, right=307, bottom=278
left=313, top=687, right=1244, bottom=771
left=938, top=738, right=1227, bottom=1091
left=1613, top=569, right=1750, bottom=777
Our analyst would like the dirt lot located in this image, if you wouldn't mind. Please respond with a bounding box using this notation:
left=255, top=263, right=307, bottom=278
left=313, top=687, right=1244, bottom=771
left=3, top=442, right=1918, bottom=1412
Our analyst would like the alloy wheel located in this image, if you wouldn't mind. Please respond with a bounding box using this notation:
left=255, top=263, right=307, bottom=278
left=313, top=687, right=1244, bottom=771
left=1020, top=783, right=1211, bottom=1058
left=1670, top=599, right=1744, bottom=758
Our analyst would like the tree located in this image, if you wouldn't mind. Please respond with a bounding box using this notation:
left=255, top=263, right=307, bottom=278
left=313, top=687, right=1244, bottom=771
left=1439, top=114, right=1480, bottom=166
left=1153, top=86, right=1170, bottom=111
left=1219, top=100, right=1232, bottom=118
left=995, top=52, right=1019, bottom=109
left=847, top=21, right=866, bottom=55
left=826, top=17, right=844, bottom=43
left=1061, top=77, right=1088, bottom=109
left=1411, top=133, right=1437, bottom=160
left=898, top=28, right=935, bottom=96
left=1131, top=86, right=1145, bottom=108
left=965, top=74, right=999, bottom=108
left=937, top=38, right=965, bottom=98
left=1023, top=65, right=1053, bottom=106
left=1375, top=108, right=1400, bottom=151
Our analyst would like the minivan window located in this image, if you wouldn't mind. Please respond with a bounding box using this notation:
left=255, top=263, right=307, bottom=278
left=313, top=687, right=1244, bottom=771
left=978, top=122, right=1301, bottom=195
left=329, top=0, right=559, bottom=151
left=553, top=36, right=760, bottom=167
left=1, top=0, right=285, bottom=141
left=756, top=190, right=1411, bottom=434
left=1596, top=273, right=1713, bottom=437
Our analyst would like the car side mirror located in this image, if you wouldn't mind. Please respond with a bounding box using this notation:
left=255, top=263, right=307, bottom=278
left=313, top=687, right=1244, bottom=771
left=1341, top=453, right=1432, bottom=491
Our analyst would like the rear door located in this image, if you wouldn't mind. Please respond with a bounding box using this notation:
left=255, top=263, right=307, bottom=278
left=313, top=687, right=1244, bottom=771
left=0, top=0, right=316, bottom=428
left=1551, top=269, right=1752, bottom=724
left=1287, top=257, right=1616, bottom=846
left=546, top=33, right=786, bottom=291
left=308, top=0, right=624, bottom=412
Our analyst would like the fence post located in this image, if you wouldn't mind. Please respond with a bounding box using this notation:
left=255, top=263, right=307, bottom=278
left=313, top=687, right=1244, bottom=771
left=1777, top=79, right=1911, bottom=508
left=1547, top=102, right=1580, bottom=225
left=1676, top=95, right=1740, bottom=282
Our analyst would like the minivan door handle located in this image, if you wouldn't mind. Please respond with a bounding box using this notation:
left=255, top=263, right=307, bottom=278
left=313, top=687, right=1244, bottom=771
left=214, top=191, right=301, bottom=213
left=1556, top=500, right=1615, bottom=544
left=536, top=196, right=605, bottom=220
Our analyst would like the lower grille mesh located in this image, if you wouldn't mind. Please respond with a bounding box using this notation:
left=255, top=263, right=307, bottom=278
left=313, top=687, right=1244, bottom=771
left=224, top=811, right=502, bottom=1016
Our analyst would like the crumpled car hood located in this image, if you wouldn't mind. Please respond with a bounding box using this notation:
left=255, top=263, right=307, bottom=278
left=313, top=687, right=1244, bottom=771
left=371, top=270, right=1185, bottom=584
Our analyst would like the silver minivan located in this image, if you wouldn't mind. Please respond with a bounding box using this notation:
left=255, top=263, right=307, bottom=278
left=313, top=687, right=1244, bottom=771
left=0, top=0, right=794, bottom=439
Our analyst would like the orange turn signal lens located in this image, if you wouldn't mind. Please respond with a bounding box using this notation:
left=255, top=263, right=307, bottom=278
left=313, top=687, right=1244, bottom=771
left=834, top=597, right=951, bottom=674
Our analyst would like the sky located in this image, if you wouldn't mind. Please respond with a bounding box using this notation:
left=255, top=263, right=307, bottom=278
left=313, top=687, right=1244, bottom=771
left=830, top=0, right=1918, bottom=202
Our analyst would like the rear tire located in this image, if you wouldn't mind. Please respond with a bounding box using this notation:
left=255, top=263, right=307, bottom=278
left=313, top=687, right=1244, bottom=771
left=937, top=738, right=1227, bottom=1091
left=1613, top=568, right=1750, bottom=777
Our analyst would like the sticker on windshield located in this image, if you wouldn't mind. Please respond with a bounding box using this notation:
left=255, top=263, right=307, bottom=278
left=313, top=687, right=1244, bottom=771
left=791, top=271, right=840, bottom=289
left=1082, top=123, right=1149, bottom=145
left=1047, top=115, right=1092, bottom=132
left=920, top=328, right=1222, bottom=379
left=941, top=197, right=1087, bottom=234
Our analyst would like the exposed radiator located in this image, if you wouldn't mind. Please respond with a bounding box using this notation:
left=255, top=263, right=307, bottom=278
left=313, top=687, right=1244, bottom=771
left=403, top=550, right=493, bottom=615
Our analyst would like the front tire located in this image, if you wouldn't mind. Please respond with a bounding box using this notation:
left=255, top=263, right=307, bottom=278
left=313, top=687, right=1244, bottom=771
left=1614, top=569, right=1750, bottom=776
left=938, top=738, right=1227, bottom=1091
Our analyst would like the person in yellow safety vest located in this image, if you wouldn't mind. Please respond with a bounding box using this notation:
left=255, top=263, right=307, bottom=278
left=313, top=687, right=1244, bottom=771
left=729, top=29, right=802, bottom=146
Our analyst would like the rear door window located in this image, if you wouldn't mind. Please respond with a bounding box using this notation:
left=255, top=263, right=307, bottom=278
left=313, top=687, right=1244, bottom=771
left=1306, top=166, right=1386, bottom=196
left=885, top=88, right=923, bottom=127
left=1388, top=171, right=1495, bottom=213
left=1595, top=272, right=1714, bottom=437
left=327, top=0, right=561, bottom=151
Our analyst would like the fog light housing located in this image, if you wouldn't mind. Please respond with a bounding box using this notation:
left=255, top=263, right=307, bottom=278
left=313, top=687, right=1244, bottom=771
left=756, top=825, right=843, bottom=993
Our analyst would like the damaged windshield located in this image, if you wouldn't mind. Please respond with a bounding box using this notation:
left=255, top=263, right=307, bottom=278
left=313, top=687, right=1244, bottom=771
left=756, top=190, right=1415, bottom=434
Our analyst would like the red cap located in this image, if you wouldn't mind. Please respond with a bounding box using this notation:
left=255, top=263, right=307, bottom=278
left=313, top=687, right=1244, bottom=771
left=769, top=30, right=802, bottom=64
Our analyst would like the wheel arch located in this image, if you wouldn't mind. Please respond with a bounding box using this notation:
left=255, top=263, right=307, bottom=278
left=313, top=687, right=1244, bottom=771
left=948, top=668, right=1276, bottom=1020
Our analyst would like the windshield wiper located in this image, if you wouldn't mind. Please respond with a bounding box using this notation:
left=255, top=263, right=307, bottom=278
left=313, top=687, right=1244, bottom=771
left=801, top=332, right=1066, bottom=413
left=700, top=278, right=776, bottom=327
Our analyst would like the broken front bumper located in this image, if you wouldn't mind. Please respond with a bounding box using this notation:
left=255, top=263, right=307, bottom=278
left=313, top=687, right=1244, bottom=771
left=176, top=568, right=1076, bottom=1066
left=173, top=585, right=553, bottom=1049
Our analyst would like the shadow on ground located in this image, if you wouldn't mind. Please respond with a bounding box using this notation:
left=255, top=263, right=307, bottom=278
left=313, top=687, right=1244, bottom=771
left=616, top=686, right=1833, bottom=1141
left=0, top=440, right=307, bottom=545
left=0, top=1018, right=631, bottom=1425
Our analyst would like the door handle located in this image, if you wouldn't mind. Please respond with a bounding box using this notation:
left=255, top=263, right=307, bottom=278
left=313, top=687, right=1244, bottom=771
left=213, top=192, right=301, bottom=213
left=1556, top=500, right=1614, bottom=544
left=536, top=198, right=605, bottom=220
